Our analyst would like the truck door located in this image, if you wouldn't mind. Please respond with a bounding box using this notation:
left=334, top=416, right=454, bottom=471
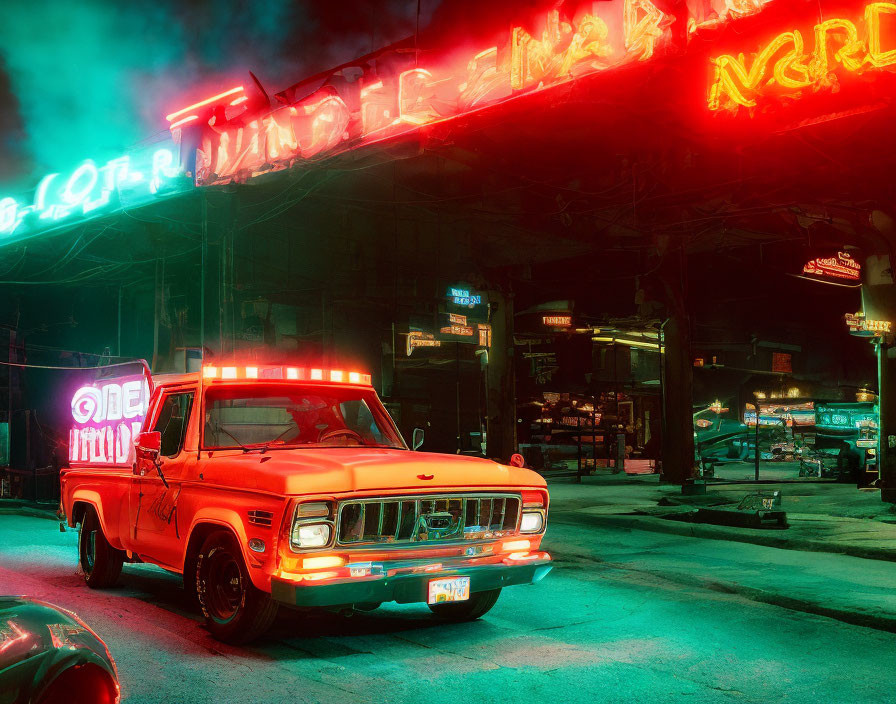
left=130, top=388, right=195, bottom=569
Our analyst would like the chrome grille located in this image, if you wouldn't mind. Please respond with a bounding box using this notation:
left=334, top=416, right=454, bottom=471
left=337, top=494, right=520, bottom=546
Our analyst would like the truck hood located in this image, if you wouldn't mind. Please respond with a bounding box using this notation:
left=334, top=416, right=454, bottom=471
left=200, top=448, right=546, bottom=496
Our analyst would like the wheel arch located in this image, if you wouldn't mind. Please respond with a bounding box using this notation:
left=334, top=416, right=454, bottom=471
left=183, top=511, right=269, bottom=593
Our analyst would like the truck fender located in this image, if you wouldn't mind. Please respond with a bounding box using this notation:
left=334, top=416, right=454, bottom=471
left=68, top=490, right=126, bottom=551
left=183, top=510, right=270, bottom=593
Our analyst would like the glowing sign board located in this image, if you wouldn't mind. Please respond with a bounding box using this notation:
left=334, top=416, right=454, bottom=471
left=846, top=312, right=892, bottom=335
left=0, top=145, right=188, bottom=243
left=69, top=376, right=151, bottom=466
left=440, top=325, right=474, bottom=336
left=709, top=2, right=896, bottom=114
left=171, top=1, right=780, bottom=186
left=449, top=313, right=467, bottom=325
left=802, top=252, right=861, bottom=282
left=448, top=288, right=482, bottom=306
left=543, top=315, right=572, bottom=327
left=407, top=331, right=441, bottom=356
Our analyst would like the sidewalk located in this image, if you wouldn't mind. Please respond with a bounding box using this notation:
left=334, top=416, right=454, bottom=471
left=547, top=474, right=896, bottom=562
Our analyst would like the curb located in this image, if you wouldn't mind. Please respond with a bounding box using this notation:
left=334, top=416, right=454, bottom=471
left=550, top=510, right=896, bottom=563
left=0, top=507, right=61, bottom=521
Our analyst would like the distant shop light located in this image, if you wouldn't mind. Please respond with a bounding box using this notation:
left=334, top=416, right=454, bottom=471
left=593, top=336, right=665, bottom=352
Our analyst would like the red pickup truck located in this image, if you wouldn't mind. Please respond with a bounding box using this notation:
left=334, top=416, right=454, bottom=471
left=60, top=364, right=552, bottom=643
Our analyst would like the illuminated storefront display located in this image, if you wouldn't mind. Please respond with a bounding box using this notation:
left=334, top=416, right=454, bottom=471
left=745, top=401, right=814, bottom=426
left=68, top=376, right=151, bottom=466
left=802, top=252, right=862, bottom=283
left=167, top=1, right=783, bottom=187
left=0, top=145, right=189, bottom=242
left=709, top=2, right=896, bottom=113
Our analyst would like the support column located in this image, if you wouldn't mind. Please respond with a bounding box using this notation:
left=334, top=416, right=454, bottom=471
left=486, top=290, right=516, bottom=462
left=660, top=311, right=696, bottom=483
left=877, top=341, right=896, bottom=502
left=863, top=266, right=896, bottom=502
left=655, top=239, right=696, bottom=484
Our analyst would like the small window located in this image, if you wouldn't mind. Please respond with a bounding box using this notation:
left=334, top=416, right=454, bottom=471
left=153, top=392, right=194, bottom=457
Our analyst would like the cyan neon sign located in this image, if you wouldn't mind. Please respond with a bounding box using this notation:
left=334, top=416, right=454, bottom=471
left=0, top=146, right=189, bottom=242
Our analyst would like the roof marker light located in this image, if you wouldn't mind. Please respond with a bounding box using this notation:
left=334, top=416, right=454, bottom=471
left=330, top=370, right=344, bottom=382
left=221, top=367, right=237, bottom=379
left=310, top=369, right=323, bottom=381
left=348, top=372, right=361, bottom=384
left=245, top=367, right=258, bottom=378
left=286, top=368, right=299, bottom=380
left=203, top=367, right=217, bottom=379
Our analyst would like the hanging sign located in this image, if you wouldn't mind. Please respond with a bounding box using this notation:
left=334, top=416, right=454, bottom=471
left=448, top=313, right=467, bottom=325
left=802, top=252, right=861, bottom=283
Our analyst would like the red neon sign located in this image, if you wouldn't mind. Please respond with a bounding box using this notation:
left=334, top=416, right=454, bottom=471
left=709, top=2, right=896, bottom=114
left=168, top=0, right=780, bottom=187
left=543, top=315, right=572, bottom=327
left=802, top=251, right=861, bottom=282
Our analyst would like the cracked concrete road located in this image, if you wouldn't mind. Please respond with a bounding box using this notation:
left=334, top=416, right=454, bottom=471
left=1, top=513, right=894, bottom=703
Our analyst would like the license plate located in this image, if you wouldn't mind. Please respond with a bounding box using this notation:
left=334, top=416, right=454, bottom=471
left=427, top=576, right=470, bottom=604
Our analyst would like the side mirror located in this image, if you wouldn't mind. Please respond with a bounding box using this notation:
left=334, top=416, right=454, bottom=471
left=509, top=453, right=526, bottom=468
left=135, top=431, right=161, bottom=461
left=412, top=427, right=425, bottom=451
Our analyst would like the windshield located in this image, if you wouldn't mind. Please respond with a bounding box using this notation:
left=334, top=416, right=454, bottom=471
left=203, top=384, right=405, bottom=450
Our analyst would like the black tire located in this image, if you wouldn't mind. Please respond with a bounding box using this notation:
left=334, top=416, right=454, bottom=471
left=78, top=507, right=123, bottom=588
left=195, top=530, right=278, bottom=644
left=428, top=588, right=501, bottom=622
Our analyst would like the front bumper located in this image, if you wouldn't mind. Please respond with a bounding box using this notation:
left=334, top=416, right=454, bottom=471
left=271, top=553, right=553, bottom=608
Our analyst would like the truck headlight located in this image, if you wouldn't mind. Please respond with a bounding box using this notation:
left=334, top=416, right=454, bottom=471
left=520, top=510, right=544, bottom=533
left=292, top=522, right=332, bottom=549
left=290, top=501, right=335, bottom=550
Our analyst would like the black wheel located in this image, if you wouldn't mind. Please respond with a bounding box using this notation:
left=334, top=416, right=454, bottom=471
left=195, top=530, right=278, bottom=644
left=78, top=506, right=123, bottom=588
left=428, top=588, right=501, bottom=622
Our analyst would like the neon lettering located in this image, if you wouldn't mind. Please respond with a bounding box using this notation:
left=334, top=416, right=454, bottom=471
left=0, top=148, right=186, bottom=239
left=70, top=378, right=150, bottom=466
left=709, top=2, right=896, bottom=112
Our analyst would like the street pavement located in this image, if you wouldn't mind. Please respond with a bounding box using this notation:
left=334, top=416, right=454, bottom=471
left=2, top=513, right=896, bottom=703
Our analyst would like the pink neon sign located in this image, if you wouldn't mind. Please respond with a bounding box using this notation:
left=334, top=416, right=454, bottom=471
left=68, top=376, right=151, bottom=466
